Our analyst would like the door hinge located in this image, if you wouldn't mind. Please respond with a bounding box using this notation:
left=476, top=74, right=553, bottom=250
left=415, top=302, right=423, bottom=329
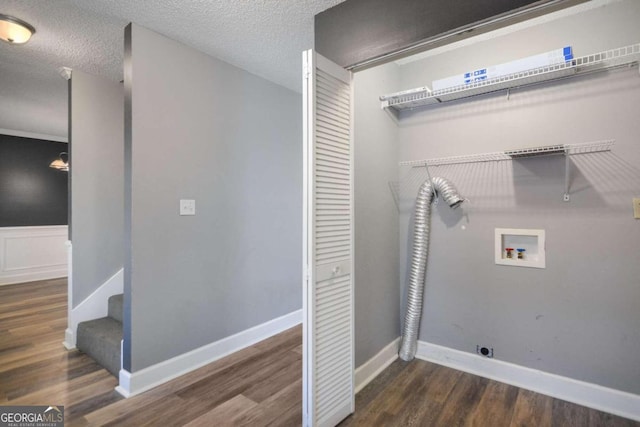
left=303, top=63, right=311, bottom=80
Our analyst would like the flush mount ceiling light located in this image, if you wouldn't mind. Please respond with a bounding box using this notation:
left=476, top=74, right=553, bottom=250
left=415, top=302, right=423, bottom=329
left=0, top=14, right=36, bottom=44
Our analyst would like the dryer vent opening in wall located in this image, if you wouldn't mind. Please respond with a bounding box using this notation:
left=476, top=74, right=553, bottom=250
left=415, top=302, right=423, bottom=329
left=477, top=345, right=494, bottom=358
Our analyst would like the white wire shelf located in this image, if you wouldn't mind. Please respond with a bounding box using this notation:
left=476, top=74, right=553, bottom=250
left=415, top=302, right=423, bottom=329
left=399, top=140, right=615, bottom=167
left=398, top=140, right=615, bottom=202
left=381, top=43, right=640, bottom=111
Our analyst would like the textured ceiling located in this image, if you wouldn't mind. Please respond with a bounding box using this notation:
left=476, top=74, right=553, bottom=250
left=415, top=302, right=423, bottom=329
left=0, top=0, right=345, bottom=137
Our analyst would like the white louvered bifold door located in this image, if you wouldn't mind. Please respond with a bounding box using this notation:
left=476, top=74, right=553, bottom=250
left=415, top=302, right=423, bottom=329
left=302, top=50, right=354, bottom=427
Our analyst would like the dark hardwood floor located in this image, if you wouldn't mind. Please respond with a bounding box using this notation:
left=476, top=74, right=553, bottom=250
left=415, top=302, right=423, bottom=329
left=0, top=278, right=302, bottom=426
left=339, top=359, right=639, bottom=427
left=1, top=278, right=637, bottom=426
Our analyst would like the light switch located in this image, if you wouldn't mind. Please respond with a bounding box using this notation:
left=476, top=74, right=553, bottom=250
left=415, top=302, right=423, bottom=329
left=634, top=198, right=640, bottom=219
left=180, top=199, right=196, bottom=216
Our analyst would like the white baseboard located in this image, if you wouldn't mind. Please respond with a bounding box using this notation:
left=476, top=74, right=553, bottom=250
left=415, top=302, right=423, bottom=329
left=63, top=268, right=124, bottom=349
left=355, top=337, right=400, bottom=393
left=0, top=226, right=68, bottom=286
left=64, top=241, right=73, bottom=350
left=116, top=309, right=303, bottom=398
left=63, top=329, right=75, bottom=350
left=416, top=341, right=640, bottom=422
left=0, top=271, right=67, bottom=286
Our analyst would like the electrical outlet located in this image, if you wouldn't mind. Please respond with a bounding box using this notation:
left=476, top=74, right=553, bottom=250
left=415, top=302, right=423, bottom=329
left=634, top=198, right=640, bottom=219
left=476, top=345, right=494, bottom=358
left=180, top=199, right=196, bottom=216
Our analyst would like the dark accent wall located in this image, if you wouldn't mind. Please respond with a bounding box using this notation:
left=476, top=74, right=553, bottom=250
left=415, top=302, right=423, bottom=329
left=0, top=134, right=68, bottom=227
left=315, top=0, right=559, bottom=67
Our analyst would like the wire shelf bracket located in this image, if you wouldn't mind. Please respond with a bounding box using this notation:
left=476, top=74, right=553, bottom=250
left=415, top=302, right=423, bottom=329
left=380, top=43, right=640, bottom=111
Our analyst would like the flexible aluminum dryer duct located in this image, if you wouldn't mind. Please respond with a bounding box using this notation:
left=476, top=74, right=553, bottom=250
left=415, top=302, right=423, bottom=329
left=399, top=176, right=464, bottom=361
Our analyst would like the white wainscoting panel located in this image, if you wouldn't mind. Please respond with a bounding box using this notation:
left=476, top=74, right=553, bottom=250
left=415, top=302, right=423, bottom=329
left=0, top=226, right=68, bottom=285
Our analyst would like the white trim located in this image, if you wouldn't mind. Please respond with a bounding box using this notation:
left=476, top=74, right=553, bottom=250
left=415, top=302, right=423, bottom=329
left=63, top=329, right=75, bottom=351
left=64, top=241, right=73, bottom=349
left=302, top=49, right=313, bottom=427
left=115, top=371, right=133, bottom=398
left=116, top=309, right=303, bottom=398
left=0, top=128, right=67, bottom=143
left=63, top=268, right=123, bottom=349
left=416, top=341, right=640, bottom=422
left=0, top=226, right=68, bottom=286
left=354, top=337, right=400, bottom=393
left=348, top=59, right=356, bottom=418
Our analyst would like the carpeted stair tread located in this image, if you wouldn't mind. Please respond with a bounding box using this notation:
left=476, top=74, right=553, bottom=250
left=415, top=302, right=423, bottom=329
left=77, top=316, right=122, bottom=377
left=108, top=293, right=124, bottom=323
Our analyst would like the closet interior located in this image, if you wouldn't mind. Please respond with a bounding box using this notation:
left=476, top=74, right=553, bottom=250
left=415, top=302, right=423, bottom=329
left=304, top=1, right=640, bottom=425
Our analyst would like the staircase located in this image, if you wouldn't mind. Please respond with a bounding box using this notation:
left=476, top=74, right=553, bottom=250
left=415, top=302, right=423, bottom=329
left=76, top=294, right=123, bottom=377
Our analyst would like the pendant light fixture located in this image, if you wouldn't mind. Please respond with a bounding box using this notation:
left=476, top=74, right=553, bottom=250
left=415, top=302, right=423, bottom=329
left=0, top=14, right=36, bottom=44
left=49, top=152, right=69, bottom=172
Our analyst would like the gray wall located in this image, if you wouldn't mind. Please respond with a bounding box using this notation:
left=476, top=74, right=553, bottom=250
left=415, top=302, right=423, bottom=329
left=353, top=63, right=401, bottom=366
left=70, top=70, right=124, bottom=306
left=392, top=0, right=640, bottom=394
left=125, top=24, right=302, bottom=371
